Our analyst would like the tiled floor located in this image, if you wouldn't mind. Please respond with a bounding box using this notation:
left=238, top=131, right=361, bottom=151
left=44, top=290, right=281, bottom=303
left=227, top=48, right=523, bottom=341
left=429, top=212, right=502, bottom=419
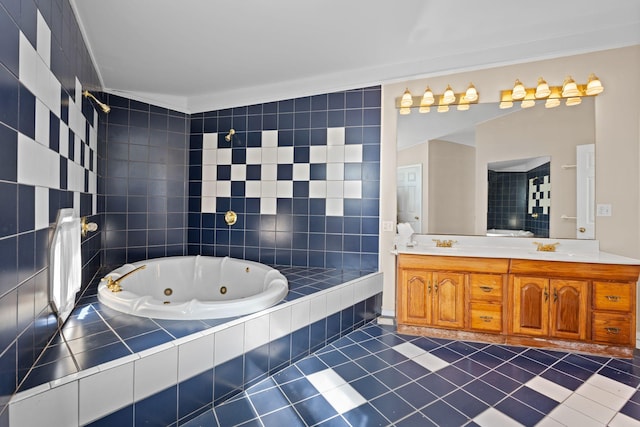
left=18, top=266, right=373, bottom=392
left=184, top=323, right=640, bottom=427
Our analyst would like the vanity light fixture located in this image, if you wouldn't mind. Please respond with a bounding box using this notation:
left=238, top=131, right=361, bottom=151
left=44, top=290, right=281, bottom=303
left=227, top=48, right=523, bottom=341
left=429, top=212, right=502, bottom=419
left=511, top=79, right=527, bottom=100
left=586, top=73, right=604, bottom=95
left=396, top=84, right=479, bottom=114
left=535, top=77, right=551, bottom=98
left=499, top=74, right=604, bottom=110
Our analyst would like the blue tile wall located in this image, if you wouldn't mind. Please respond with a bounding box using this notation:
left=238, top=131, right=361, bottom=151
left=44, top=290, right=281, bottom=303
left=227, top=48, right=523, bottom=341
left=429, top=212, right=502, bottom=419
left=188, top=88, right=381, bottom=271
left=0, top=0, right=102, bottom=415
left=100, top=94, right=189, bottom=266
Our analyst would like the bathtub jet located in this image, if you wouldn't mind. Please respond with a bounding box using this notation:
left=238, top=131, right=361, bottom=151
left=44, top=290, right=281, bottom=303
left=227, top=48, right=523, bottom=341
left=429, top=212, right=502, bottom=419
left=97, top=256, right=289, bottom=320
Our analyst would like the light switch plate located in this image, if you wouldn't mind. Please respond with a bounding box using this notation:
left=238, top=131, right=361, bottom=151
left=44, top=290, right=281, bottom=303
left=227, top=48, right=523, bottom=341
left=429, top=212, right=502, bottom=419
left=382, top=221, right=394, bottom=232
left=596, top=204, right=612, bottom=216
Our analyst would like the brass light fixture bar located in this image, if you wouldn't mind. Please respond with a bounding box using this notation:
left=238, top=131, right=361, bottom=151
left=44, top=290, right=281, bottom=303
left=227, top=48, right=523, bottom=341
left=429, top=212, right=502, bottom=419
left=396, top=83, right=479, bottom=115
left=499, top=74, right=604, bottom=110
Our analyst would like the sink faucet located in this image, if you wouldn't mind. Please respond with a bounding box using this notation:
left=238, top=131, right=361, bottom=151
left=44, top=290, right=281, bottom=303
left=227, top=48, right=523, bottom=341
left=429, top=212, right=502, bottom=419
left=533, top=242, right=559, bottom=252
left=102, top=264, right=146, bottom=292
left=433, top=239, right=457, bottom=248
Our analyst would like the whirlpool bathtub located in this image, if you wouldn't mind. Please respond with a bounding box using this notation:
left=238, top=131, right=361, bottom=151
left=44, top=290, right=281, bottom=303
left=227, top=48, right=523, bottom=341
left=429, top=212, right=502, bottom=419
left=97, top=256, right=289, bottom=320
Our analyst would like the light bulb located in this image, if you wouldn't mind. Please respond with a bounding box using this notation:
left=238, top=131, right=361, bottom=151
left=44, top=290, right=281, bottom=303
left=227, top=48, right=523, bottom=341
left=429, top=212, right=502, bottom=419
left=421, top=87, right=435, bottom=106
left=512, top=79, right=526, bottom=100
left=535, top=77, right=550, bottom=98
left=464, top=83, right=478, bottom=102
left=562, top=76, right=579, bottom=97
left=442, top=85, right=455, bottom=104
left=400, top=89, right=413, bottom=108
left=586, top=73, right=603, bottom=95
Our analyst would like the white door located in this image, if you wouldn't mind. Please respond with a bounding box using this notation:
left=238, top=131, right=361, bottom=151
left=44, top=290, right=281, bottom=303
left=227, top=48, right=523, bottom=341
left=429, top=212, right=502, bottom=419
left=576, top=144, right=595, bottom=239
left=397, top=164, right=422, bottom=233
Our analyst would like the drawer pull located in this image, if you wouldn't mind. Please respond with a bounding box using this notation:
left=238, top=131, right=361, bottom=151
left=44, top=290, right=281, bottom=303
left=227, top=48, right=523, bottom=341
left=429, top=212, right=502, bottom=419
left=605, top=295, right=621, bottom=302
left=479, top=315, right=493, bottom=322
left=605, top=327, right=621, bottom=335
left=479, top=286, right=493, bottom=293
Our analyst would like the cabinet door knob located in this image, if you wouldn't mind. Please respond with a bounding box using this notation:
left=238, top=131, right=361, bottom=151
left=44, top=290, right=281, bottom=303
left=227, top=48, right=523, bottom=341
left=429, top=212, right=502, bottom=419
left=579, top=227, right=586, bottom=233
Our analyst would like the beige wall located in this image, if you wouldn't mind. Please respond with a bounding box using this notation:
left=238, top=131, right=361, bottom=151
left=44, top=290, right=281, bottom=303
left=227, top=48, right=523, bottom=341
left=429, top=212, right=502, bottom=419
left=475, top=101, right=594, bottom=237
left=379, top=46, right=640, bottom=317
left=429, top=140, right=475, bottom=234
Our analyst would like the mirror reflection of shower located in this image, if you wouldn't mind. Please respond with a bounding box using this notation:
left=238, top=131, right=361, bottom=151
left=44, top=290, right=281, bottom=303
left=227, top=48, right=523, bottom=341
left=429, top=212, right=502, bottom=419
left=487, top=156, right=550, bottom=238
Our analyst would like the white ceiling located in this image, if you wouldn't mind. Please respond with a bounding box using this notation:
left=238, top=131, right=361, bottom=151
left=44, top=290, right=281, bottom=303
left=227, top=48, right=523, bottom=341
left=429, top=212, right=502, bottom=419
left=70, top=0, right=640, bottom=113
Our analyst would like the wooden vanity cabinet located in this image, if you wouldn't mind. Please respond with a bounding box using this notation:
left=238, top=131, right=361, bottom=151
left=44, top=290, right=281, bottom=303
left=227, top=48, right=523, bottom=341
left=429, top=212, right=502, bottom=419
left=510, top=276, right=588, bottom=340
left=397, top=254, right=640, bottom=358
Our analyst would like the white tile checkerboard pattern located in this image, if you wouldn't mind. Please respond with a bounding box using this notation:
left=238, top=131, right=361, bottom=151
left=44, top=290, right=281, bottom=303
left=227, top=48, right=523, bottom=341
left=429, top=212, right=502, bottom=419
left=16, top=10, right=98, bottom=225
left=528, top=174, right=550, bottom=215
left=201, top=128, right=362, bottom=216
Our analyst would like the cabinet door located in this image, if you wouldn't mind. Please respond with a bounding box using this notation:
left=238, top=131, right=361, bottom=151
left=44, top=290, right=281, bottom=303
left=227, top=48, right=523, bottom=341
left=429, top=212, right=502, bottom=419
left=397, top=269, right=431, bottom=325
left=432, top=272, right=465, bottom=328
left=549, top=279, right=588, bottom=340
left=512, top=276, right=549, bottom=336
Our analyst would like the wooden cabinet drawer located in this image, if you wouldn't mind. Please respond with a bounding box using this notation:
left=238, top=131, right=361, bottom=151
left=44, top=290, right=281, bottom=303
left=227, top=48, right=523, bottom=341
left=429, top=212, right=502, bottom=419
left=593, top=282, right=633, bottom=312
left=592, top=312, right=632, bottom=345
left=469, top=274, right=503, bottom=302
left=470, top=303, right=502, bottom=332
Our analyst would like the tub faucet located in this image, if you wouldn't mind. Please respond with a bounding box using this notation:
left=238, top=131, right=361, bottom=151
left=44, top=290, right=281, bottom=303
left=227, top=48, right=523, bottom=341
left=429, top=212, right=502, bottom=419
left=103, top=264, right=146, bottom=292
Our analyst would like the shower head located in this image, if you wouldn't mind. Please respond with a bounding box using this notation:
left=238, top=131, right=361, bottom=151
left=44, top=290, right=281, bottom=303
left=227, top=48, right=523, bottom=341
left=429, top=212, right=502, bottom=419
left=225, top=128, right=235, bottom=142
left=83, top=90, right=111, bottom=113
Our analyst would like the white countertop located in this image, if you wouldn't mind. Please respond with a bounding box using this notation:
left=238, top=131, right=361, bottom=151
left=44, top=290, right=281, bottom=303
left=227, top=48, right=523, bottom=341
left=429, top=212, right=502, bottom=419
left=392, top=234, right=640, bottom=265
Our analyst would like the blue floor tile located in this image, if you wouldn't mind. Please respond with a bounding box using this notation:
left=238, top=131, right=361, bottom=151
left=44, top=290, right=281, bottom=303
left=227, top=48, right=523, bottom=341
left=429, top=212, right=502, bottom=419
left=495, top=396, right=545, bottom=426
left=395, top=411, right=438, bottom=427
left=436, top=365, right=475, bottom=387
left=259, top=405, right=306, bottom=427
left=354, top=354, right=389, bottom=373
left=462, top=379, right=507, bottom=406
left=249, top=386, right=291, bottom=416
left=420, top=400, right=468, bottom=427
left=278, top=377, right=319, bottom=404
left=442, top=389, right=489, bottom=418
left=540, top=368, right=583, bottom=391
left=370, top=391, right=416, bottom=423
left=350, top=375, right=391, bottom=400
left=512, top=386, right=559, bottom=414
left=599, top=366, right=640, bottom=388
left=293, top=394, right=337, bottom=425
left=395, top=381, right=437, bottom=409
left=214, top=395, right=259, bottom=426
left=332, top=360, right=368, bottom=382
left=373, top=366, right=412, bottom=390
left=416, top=373, right=457, bottom=396
left=342, top=403, right=390, bottom=427
left=552, top=360, right=594, bottom=380
left=478, top=371, right=521, bottom=394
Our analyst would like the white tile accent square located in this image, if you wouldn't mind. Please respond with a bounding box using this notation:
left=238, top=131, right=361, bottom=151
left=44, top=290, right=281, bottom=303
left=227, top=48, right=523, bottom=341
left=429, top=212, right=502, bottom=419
left=562, top=393, right=615, bottom=424
left=18, top=134, right=58, bottom=188
left=231, top=164, right=246, bottom=181
left=327, top=127, right=345, bottom=146
left=202, top=148, right=217, bottom=165
left=547, top=403, right=607, bottom=427
left=35, top=186, right=49, bottom=230
left=277, top=181, right=293, bottom=198
left=261, top=197, right=277, bottom=214
left=325, top=198, right=343, bottom=216
left=19, top=33, right=38, bottom=93
left=292, top=163, right=310, bottom=181
left=245, top=181, right=261, bottom=198
left=35, top=99, right=50, bottom=146
left=203, top=133, right=218, bottom=150
left=277, top=147, right=294, bottom=163
left=270, top=305, right=292, bottom=340
left=262, top=147, right=278, bottom=164
left=201, top=197, right=216, bottom=213
left=307, top=369, right=346, bottom=393
left=79, top=363, right=134, bottom=425
left=309, top=181, right=326, bottom=198
left=326, top=181, right=343, bottom=198
left=325, top=290, right=341, bottom=315
left=309, top=146, right=327, bottom=163
left=59, top=122, right=69, bottom=158
left=535, top=417, right=566, bottom=427
left=216, top=181, right=231, bottom=197
left=68, top=161, right=83, bottom=192
left=344, top=181, right=362, bottom=199
left=609, top=413, right=640, bottom=427
left=133, top=346, right=178, bottom=400
left=202, top=165, right=216, bottom=181
left=474, top=408, right=523, bottom=427
left=74, top=134, right=81, bottom=162
left=261, top=181, right=277, bottom=198
left=309, top=294, right=327, bottom=323
left=412, top=352, right=450, bottom=372
left=585, top=374, right=636, bottom=399
left=246, top=147, right=262, bottom=164
left=327, top=146, right=344, bottom=163
left=322, top=383, right=366, bottom=414
left=75, top=78, right=82, bottom=105
left=575, top=382, right=629, bottom=411
left=291, top=300, right=310, bottom=329
left=178, top=334, right=215, bottom=382
left=393, top=342, right=426, bottom=359
left=261, top=164, right=277, bottom=181
left=217, top=148, right=232, bottom=164
left=73, top=191, right=80, bottom=216
left=9, top=382, right=78, bottom=427
left=344, top=145, right=363, bottom=162
left=215, top=323, right=245, bottom=365
left=326, top=163, right=344, bottom=181
left=36, top=11, right=51, bottom=66
left=526, top=376, right=572, bottom=402
left=262, top=130, right=278, bottom=147
left=244, top=314, right=270, bottom=352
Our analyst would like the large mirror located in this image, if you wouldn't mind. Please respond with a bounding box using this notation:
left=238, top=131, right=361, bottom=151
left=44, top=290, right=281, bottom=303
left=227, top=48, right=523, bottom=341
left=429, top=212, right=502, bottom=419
left=396, top=98, right=595, bottom=239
